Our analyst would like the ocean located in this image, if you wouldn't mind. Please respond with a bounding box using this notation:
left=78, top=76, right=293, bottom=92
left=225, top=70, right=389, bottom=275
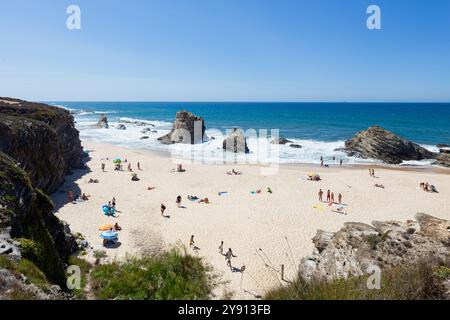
left=48, top=102, right=450, bottom=166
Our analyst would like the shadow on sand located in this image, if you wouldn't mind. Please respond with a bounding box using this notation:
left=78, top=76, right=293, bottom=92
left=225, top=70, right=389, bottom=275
left=51, top=154, right=92, bottom=212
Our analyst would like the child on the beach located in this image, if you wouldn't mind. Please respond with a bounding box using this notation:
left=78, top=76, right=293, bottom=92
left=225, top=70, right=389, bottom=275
left=176, top=195, right=182, bottom=208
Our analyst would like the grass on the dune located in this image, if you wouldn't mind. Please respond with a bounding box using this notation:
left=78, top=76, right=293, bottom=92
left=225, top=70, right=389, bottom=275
left=89, top=246, right=219, bottom=300
left=265, top=258, right=449, bottom=300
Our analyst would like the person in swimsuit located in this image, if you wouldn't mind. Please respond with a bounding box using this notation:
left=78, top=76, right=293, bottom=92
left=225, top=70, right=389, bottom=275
left=318, top=189, right=323, bottom=202
left=176, top=195, right=182, bottom=208
left=160, top=203, right=166, bottom=216
left=326, top=190, right=331, bottom=203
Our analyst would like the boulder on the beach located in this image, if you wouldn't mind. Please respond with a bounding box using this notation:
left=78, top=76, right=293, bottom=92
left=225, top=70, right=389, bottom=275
left=344, top=126, right=436, bottom=164
left=433, top=153, right=450, bottom=167
left=158, top=110, right=207, bottom=145
left=97, top=114, right=109, bottom=129
left=439, top=148, right=450, bottom=154
left=299, top=213, right=450, bottom=281
left=271, top=137, right=292, bottom=145
left=289, top=143, right=302, bottom=149
left=116, top=124, right=126, bottom=130
left=222, top=128, right=249, bottom=153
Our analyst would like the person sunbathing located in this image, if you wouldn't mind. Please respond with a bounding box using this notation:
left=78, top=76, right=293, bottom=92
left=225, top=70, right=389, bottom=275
left=81, top=193, right=90, bottom=201
left=198, top=197, right=210, bottom=204
left=227, top=169, right=242, bottom=175
left=88, top=178, right=99, bottom=183
left=188, top=195, right=199, bottom=201
left=147, top=186, right=156, bottom=191
left=131, top=173, right=140, bottom=181
left=374, top=184, right=385, bottom=189
left=113, top=223, right=122, bottom=231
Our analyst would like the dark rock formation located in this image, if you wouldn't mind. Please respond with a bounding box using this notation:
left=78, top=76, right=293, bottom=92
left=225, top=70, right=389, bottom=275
left=271, top=137, right=292, bottom=145
left=158, top=110, right=206, bottom=145
left=437, top=144, right=450, bottom=148
left=223, top=129, right=250, bottom=154
left=116, top=124, right=126, bottom=130
left=299, top=213, right=450, bottom=281
left=0, top=98, right=84, bottom=194
left=434, top=153, right=450, bottom=167
left=345, top=126, right=436, bottom=164
left=97, top=114, right=108, bottom=128
left=290, top=144, right=302, bottom=149
left=439, top=149, right=450, bottom=154
left=140, top=136, right=149, bottom=140
left=0, top=152, right=77, bottom=287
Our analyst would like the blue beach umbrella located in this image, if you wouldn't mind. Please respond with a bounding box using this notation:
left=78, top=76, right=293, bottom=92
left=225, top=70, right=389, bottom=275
left=100, top=230, right=118, bottom=240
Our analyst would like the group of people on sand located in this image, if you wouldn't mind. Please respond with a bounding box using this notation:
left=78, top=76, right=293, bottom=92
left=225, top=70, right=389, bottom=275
left=67, top=190, right=91, bottom=203
left=420, top=182, right=438, bottom=193
left=227, top=169, right=242, bottom=175
left=318, top=189, right=342, bottom=205
left=320, top=156, right=343, bottom=168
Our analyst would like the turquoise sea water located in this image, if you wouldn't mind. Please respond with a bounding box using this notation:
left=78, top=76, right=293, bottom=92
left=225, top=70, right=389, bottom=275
left=49, top=102, right=450, bottom=165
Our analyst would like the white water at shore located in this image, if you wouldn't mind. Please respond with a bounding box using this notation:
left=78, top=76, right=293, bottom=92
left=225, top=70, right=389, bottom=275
left=73, top=113, right=438, bottom=167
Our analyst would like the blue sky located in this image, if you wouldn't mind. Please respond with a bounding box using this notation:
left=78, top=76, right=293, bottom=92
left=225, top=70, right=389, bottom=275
left=0, top=0, right=449, bottom=101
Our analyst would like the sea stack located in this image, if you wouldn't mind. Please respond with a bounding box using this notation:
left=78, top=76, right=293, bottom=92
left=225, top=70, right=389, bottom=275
left=97, top=114, right=109, bottom=128
left=344, top=125, right=436, bottom=164
left=158, top=110, right=207, bottom=144
left=223, top=128, right=250, bottom=153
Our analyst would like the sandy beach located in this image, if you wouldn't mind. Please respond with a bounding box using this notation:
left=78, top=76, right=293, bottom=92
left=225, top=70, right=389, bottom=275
left=53, top=141, right=450, bottom=299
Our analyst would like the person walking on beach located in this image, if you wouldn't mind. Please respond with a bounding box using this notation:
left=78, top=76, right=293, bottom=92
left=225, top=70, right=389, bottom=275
left=318, top=189, right=323, bottom=202
left=371, top=168, right=375, bottom=177
left=340, top=159, right=343, bottom=166
left=326, top=189, right=331, bottom=203
left=330, top=192, right=335, bottom=204
left=137, top=162, right=141, bottom=170
left=321, top=159, right=324, bottom=167
left=101, top=163, right=105, bottom=172
left=160, top=203, right=166, bottom=216
left=218, top=241, right=224, bottom=255
left=111, top=197, right=116, bottom=209
left=338, top=193, right=342, bottom=204
left=189, top=235, right=195, bottom=248
left=225, top=248, right=236, bottom=269
left=176, top=195, right=182, bottom=208
left=369, top=168, right=372, bottom=177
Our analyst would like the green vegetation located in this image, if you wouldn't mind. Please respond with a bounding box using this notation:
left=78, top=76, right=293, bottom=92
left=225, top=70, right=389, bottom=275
left=265, top=258, right=449, bottom=300
left=0, top=255, right=51, bottom=292
left=90, top=246, right=218, bottom=300
left=68, top=256, right=92, bottom=299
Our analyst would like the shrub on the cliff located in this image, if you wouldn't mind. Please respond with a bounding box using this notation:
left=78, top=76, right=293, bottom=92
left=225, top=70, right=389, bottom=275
left=265, top=258, right=448, bottom=300
left=90, top=246, right=218, bottom=300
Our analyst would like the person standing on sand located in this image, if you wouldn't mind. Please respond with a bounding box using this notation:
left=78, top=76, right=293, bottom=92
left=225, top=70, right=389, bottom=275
left=372, top=168, right=375, bottom=177
left=340, top=159, right=343, bottom=166
left=138, top=162, right=141, bottom=170
left=160, top=203, right=166, bottom=216
left=326, top=190, right=331, bottom=203
left=321, top=159, right=324, bottom=167
left=225, top=248, right=237, bottom=269
left=190, top=235, right=195, bottom=248
left=219, top=241, right=224, bottom=255
left=101, top=163, right=105, bottom=172
left=369, top=168, right=372, bottom=177
left=330, top=192, right=335, bottom=204
left=318, top=189, right=323, bottom=202
left=176, top=195, right=182, bottom=208
left=338, top=193, right=342, bottom=204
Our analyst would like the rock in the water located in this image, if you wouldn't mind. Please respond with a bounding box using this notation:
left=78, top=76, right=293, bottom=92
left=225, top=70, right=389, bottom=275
left=141, top=128, right=152, bottom=134
left=140, top=136, right=149, bottom=140
left=97, top=114, right=109, bottom=129
left=222, top=128, right=250, bottom=153
left=439, top=148, right=450, bottom=154
left=437, top=144, right=450, bottom=148
left=158, top=110, right=207, bottom=145
left=299, top=213, right=450, bottom=282
left=271, top=137, right=292, bottom=145
left=116, top=124, right=126, bottom=130
left=434, top=153, right=450, bottom=167
left=344, top=126, right=436, bottom=164
left=290, top=144, right=302, bottom=149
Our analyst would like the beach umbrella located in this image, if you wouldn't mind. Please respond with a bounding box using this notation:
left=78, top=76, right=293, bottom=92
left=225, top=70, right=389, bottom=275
left=113, top=157, right=122, bottom=164
left=100, top=230, right=118, bottom=240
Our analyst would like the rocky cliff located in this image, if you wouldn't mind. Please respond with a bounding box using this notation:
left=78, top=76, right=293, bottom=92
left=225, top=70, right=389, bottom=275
left=0, top=98, right=82, bottom=293
left=299, top=213, right=449, bottom=281
left=0, top=98, right=84, bottom=194
left=345, top=126, right=436, bottom=165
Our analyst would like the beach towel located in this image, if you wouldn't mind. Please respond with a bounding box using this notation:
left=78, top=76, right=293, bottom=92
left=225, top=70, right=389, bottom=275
left=188, top=196, right=199, bottom=201
left=313, top=204, right=325, bottom=211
